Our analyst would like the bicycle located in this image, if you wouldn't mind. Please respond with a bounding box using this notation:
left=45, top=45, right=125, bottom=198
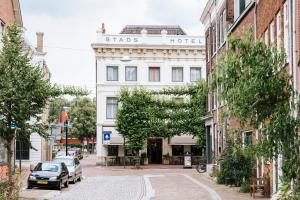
left=196, top=160, right=207, bottom=173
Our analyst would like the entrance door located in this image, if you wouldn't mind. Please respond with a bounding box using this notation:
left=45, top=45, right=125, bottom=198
left=147, top=138, right=162, bottom=164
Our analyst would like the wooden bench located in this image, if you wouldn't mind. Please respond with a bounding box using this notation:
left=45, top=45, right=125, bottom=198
left=250, top=177, right=270, bottom=198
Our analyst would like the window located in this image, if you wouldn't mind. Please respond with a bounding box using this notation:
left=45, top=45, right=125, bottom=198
left=16, top=139, right=30, bottom=160
left=212, top=23, right=216, bottom=54
left=191, top=145, right=202, bottom=156
left=264, top=28, right=269, bottom=45
left=0, top=22, right=4, bottom=36
left=106, top=97, right=118, bottom=119
left=270, top=21, right=275, bottom=45
left=125, top=148, right=133, bottom=156
left=107, top=66, right=118, bottom=81
left=239, top=0, right=246, bottom=14
left=276, top=12, right=281, bottom=51
left=190, top=67, right=201, bottom=82
left=172, top=67, right=183, bottom=82
left=149, top=67, right=160, bottom=82
left=125, top=66, right=137, bottom=81
left=172, top=145, right=184, bottom=156
left=244, top=131, right=253, bottom=146
left=222, top=10, right=226, bottom=42
left=219, top=14, right=224, bottom=45
left=283, top=1, right=289, bottom=62
left=107, top=145, right=118, bottom=156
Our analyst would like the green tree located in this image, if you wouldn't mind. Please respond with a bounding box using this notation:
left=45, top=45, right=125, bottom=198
left=69, top=97, right=96, bottom=152
left=48, top=97, right=70, bottom=124
left=0, top=24, right=87, bottom=199
left=116, top=88, right=153, bottom=166
left=214, top=29, right=300, bottom=197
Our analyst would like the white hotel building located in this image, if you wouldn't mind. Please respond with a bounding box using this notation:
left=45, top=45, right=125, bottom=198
left=91, top=25, right=206, bottom=165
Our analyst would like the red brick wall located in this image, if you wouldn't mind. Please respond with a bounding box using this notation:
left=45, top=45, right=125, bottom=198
left=255, top=0, right=285, bottom=38
left=231, top=8, right=255, bottom=38
left=0, top=0, right=15, bottom=28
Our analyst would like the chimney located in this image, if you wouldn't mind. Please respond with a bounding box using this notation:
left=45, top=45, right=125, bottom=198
left=36, top=32, right=44, bottom=53
left=101, top=23, right=106, bottom=34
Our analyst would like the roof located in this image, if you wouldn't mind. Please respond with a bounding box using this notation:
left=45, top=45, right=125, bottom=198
left=120, top=25, right=186, bottom=35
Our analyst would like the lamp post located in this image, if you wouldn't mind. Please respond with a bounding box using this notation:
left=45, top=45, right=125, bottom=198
left=65, top=120, right=69, bottom=156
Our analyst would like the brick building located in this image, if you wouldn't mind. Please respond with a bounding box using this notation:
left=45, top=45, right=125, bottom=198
left=200, top=0, right=300, bottom=195
left=0, top=0, right=22, bottom=40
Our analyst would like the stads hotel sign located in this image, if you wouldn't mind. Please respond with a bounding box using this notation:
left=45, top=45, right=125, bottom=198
left=102, top=35, right=205, bottom=46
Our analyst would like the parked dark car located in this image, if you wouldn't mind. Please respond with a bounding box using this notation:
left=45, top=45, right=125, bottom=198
left=53, top=156, right=82, bottom=183
left=27, top=162, right=69, bottom=190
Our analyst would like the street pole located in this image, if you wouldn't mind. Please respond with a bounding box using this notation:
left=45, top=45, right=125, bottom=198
left=65, top=120, right=68, bottom=156
left=19, top=140, right=22, bottom=174
left=123, top=136, right=126, bottom=169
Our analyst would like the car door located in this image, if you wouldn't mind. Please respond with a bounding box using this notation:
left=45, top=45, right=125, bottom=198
left=74, top=158, right=81, bottom=178
left=61, top=163, right=69, bottom=183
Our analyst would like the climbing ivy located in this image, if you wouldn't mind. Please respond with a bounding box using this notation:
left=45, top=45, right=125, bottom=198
left=213, top=29, right=300, bottom=197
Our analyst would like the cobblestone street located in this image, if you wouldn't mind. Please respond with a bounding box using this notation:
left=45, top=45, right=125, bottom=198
left=19, top=155, right=267, bottom=200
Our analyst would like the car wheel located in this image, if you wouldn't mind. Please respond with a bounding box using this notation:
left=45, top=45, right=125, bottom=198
left=73, top=176, right=76, bottom=184
left=78, top=176, right=82, bottom=182
left=27, top=184, right=32, bottom=189
left=57, top=181, right=62, bottom=190
left=64, top=180, right=69, bottom=188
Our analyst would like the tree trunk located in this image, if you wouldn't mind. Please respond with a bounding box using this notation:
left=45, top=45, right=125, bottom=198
left=6, top=140, right=14, bottom=200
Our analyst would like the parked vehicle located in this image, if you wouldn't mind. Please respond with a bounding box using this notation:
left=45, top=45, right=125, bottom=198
left=27, top=162, right=69, bottom=190
left=53, top=156, right=82, bottom=183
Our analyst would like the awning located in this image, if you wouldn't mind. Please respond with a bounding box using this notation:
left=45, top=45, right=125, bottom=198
left=107, top=136, right=124, bottom=145
left=170, top=135, right=197, bottom=145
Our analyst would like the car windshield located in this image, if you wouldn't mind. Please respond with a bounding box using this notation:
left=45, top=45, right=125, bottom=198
left=35, top=163, right=60, bottom=172
left=53, top=158, right=74, bottom=166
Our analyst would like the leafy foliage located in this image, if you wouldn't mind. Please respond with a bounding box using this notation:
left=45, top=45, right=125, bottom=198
left=0, top=24, right=87, bottom=199
left=69, top=97, right=96, bottom=141
left=116, top=81, right=207, bottom=157
left=217, top=134, right=253, bottom=187
left=213, top=29, right=300, bottom=196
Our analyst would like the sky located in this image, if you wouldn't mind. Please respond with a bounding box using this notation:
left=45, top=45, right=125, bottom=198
left=20, top=0, right=208, bottom=97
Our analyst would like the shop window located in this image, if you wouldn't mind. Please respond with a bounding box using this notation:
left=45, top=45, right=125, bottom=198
left=172, top=145, right=184, bottom=156
left=107, top=145, right=118, bottom=156
left=191, top=145, right=202, bottom=156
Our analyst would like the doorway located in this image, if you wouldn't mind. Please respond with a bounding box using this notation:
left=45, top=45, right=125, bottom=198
left=147, top=138, right=162, bottom=164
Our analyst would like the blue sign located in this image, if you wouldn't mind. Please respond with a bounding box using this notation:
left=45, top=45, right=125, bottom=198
left=103, top=131, right=111, bottom=141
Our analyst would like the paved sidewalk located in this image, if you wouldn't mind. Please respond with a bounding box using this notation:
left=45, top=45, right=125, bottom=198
left=19, top=155, right=269, bottom=200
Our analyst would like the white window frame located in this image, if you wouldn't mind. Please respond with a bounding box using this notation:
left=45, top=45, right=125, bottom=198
left=283, top=1, right=289, bottom=62
left=276, top=12, right=281, bottom=51
left=270, top=21, right=275, bottom=45
left=106, top=66, right=118, bottom=81
left=264, top=28, right=269, bottom=45
left=125, top=66, right=137, bottom=81
left=172, top=67, right=184, bottom=82
left=149, top=67, right=160, bottom=82
left=106, top=97, right=118, bottom=119
left=190, top=67, right=201, bottom=82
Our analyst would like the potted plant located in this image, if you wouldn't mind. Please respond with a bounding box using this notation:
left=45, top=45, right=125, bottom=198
left=163, top=153, right=170, bottom=165
left=141, top=152, right=148, bottom=165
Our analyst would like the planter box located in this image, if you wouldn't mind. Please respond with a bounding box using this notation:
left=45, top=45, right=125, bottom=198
left=163, top=159, right=170, bottom=165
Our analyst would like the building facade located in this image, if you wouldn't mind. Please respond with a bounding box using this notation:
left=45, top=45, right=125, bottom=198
left=92, top=25, right=206, bottom=165
left=200, top=0, right=300, bottom=195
